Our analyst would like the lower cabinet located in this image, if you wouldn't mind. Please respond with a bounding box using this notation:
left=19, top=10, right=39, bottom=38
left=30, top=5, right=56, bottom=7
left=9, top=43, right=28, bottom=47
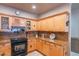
left=28, top=38, right=66, bottom=56
left=2, top=43, right=11, bottom=56
left=36, top=39, right=43, bottom=52
left=27, top=39, right=36, bottom=52
left=56, top=45, right=64, bottom=56
left=42, top=41, right=50, bottom=56
left=36, top=39, right=65, bottom=56
left=49, top=43, right=57, bottom=56
left=49, top=43, right=64, bottom=56
left=4, top=44, right=11, bottom=56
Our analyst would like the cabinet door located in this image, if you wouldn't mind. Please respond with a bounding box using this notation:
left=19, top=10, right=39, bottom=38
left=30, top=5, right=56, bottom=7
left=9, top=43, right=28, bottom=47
left=27, top=39, right=36, bottom=52
left=36, top=39, right=43, bottom=52
left=12, top=17, right=21, bottom=26
left=56, top=45, right=64, bottom=56
left=20, top=19, right=26, bottom=27
left=54, top=14, right=67, bottom=32
left=3, top=43, right=11, bottom=56
left=0, top=45, right=4, bottom=56
left=49, top=43, right=58, bottom=56
left=31, top=21, right=37, bottom=31
left=45, top=17, right=55, bottom=31
left=38, top=20, right=44, bottom=31
left=49, top=43, right=64, bottom=56
left=43, top=41, right=50, bottom=55
left=0, top=15, right=12, bottom=31
left=26, top=20, right=37, bottom=31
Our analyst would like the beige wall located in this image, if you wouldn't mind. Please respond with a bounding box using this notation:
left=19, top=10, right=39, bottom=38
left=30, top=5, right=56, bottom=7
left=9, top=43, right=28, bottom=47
left=39, top=4, right=70, bottom=18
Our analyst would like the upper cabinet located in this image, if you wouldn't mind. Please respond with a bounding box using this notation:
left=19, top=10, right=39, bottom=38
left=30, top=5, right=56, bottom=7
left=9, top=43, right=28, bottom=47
left=0, top=12, right=69, bottom=32
left=26, top=20, right=37, bottom=31
left=53, top=13, right=68, bottom=32
left=12, top=17, right=26, bottom=27
left=38, top=13, right=69, bottom=32
left=0, top=14, right=12, bottom=32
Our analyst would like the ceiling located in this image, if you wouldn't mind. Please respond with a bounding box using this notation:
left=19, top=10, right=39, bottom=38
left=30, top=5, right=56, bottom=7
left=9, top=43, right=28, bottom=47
left=1, top=3, right=66, bottom=15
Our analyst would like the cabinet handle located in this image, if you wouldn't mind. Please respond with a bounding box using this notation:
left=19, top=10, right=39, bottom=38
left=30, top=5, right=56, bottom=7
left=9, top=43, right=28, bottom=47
left=33, top=25, right=35, bottom=27
left=54, top=44, right=56, bottom=47
left=30, top=45, right=32, bottom=48
left=1, top=53, right=5, bottom=56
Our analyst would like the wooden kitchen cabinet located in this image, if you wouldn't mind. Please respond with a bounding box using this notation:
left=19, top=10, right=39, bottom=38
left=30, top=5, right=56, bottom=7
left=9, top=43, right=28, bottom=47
left=27, top=38, right=36, bottom=52
left=56, top=45, right=64, bottom=56
left=1, top=43, right=11, bottom=56
left=54, top=14, right=67, bottom=32
left=42, top=41, right=50, bottom=55
left=49, top=43, right=57, bottom=56
left=31, top=21, right=37, bottom=31
left=36, top=39, right=43, bottom=52
left=12, top=17, right=26, bottom=27
left=0, top=14, right=12, bottom=32
left=37, top=13, right=68, bottom=32
left=4, top=43, right=11, bottom=56
left=49, top=43, right=64, bottom=56
left=26, top=20, right=37, bottom=31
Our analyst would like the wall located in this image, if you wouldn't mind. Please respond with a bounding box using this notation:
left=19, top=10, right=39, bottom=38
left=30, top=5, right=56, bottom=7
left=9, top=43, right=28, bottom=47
left=39, top=4, right=70, bottom=18
left=71, top=4, right=79, bottom=38
left=0, top=5, right=37, bottom=19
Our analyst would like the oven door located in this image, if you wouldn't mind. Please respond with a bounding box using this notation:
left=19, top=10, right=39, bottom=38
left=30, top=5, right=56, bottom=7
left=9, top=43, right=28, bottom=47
left=11, top=41, right=27, bottom=56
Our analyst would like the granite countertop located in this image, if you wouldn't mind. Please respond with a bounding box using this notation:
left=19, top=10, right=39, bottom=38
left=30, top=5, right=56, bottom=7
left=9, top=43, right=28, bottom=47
left=28, top=36, right=68, bottom=47
left=39, top=37, right=68, bottom=47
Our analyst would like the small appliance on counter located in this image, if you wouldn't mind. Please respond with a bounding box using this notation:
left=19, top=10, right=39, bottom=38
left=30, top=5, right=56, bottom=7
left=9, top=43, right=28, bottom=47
left=49, top=33, right=56, bottom=42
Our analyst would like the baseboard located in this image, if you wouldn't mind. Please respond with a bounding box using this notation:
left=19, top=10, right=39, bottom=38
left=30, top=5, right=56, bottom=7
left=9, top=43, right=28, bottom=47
left=35, top=49, right=46, bottom=56
left=27, top=49, right=46, bottom=56
left=27, top=49, right=36, bottom=54
left=71, top=37, right=79, bottom=40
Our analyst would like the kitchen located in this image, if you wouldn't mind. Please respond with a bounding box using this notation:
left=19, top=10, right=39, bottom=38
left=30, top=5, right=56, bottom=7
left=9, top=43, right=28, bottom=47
left=0, top=3, right=70, bottom=56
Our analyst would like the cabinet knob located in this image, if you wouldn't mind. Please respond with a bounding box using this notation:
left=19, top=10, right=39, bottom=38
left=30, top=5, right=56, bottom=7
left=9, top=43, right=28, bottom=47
left=30, top=45, right=32, bottom=48
left=0, top=53, right=5, bottom=56
left=33, top=25, right=35, bottom=27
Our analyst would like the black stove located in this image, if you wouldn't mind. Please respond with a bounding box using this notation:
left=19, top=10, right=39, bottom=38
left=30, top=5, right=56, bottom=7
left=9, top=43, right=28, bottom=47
left=11, top=38, right=27, bottom=56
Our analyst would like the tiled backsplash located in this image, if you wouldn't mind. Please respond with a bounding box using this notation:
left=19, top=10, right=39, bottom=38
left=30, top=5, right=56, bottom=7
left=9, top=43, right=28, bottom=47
left=27, top=32, right=68, bottom=41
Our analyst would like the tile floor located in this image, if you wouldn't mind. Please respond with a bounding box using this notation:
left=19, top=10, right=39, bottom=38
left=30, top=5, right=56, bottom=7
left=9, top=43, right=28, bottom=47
left=71, top=51, right=79, bottom=56
left=27, top=51, right=43, bottom=56
left=27, top=51, right=79, bottom=56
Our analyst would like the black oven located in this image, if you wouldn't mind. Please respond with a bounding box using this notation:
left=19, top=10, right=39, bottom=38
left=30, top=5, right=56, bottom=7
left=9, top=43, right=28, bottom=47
left=11, top=38, right=27, bottom=56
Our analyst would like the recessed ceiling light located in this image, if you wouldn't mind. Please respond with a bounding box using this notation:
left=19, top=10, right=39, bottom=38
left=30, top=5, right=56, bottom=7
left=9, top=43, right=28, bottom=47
left=32, top=5, right=36, bottom=9
left=15, top=11, right=20, bottom=15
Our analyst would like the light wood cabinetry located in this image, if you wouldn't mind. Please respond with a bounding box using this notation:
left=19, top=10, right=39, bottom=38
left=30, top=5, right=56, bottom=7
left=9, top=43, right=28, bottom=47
left=38, top=13, right=68, bottom=32
left=42, top=40, right=50, bottom=55
left=0, top=15, right=13, bottom=32
left=0, top=12, right=68, bottom=32
left=30, top=21, right=37, bottom=31
left=27, top=38, right=36, bottom=52
left=49, top=43, right=64, bottom=56
left=0, top=43, right=11, bottom=56
left=36, top=39, right=43, bottom=52
left=12, top=17, right=26, bottom=27
left=26, top=20, right=37, bottom=31
left=39, top=17, right=55, bottom=31
left=49, top=43, right=57, bottom=56
left=35, top=38, right=66, bottom=56
left=3, top=43, right=11, bottom=56
left=54, top=14, right=67, bottom=32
